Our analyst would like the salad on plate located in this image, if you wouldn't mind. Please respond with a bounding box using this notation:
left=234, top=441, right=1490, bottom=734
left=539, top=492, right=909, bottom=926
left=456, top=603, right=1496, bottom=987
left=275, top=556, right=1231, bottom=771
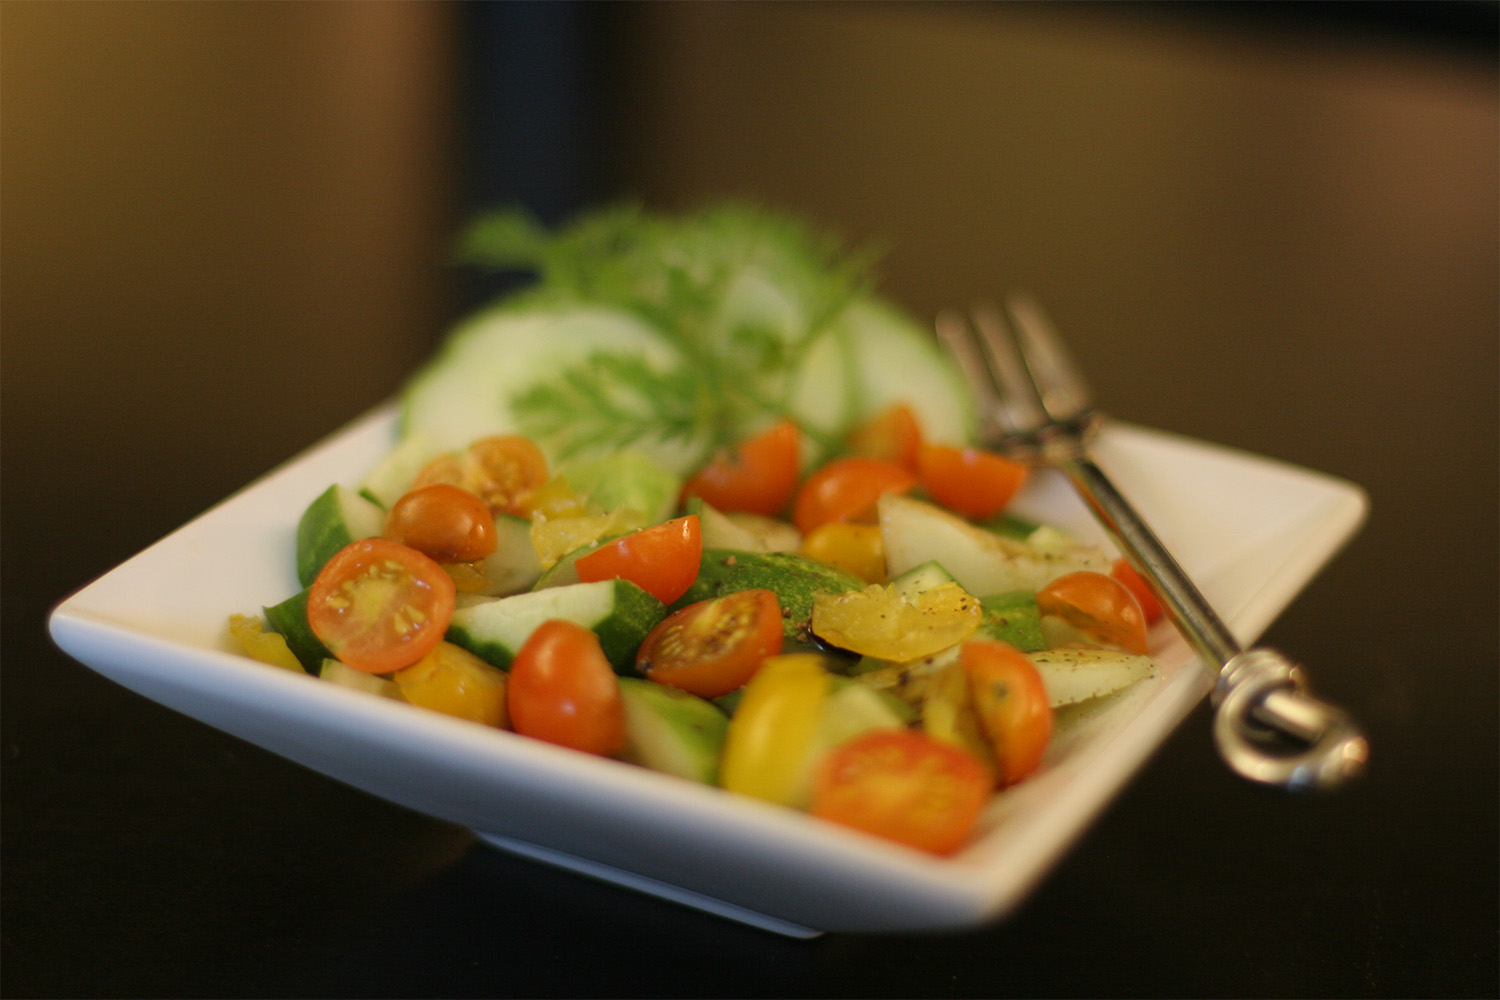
left=229, top=203, right=1163, bottom=856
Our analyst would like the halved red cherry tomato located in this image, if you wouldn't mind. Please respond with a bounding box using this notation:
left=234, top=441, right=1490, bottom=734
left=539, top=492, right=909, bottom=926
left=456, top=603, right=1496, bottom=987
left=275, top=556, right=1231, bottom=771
left=960, top=640, right=1053, bottom=787
left=574, top=514, right=702, bottom=605
left=916, top=444, right=1028, bottom=522
left=1111, top=557, right=1164, bottom=623
left=415, top=434, right=549, bottom=517
left=383, top=483, right=498, bottom=563
left=847, top=404, right=922, bottom=472
left=308, top=538, right=456, bottom=674
left=1037, top=570, right=1150, bottom=655
left=682, top=420, right=801, bottom=516
left=507, top=619, right=625, bottom=756
left=791, top=456, right=916, bottom=535
left=811, top=729, right=991, bottom=855
left=635, top=589, right=784, bottom=697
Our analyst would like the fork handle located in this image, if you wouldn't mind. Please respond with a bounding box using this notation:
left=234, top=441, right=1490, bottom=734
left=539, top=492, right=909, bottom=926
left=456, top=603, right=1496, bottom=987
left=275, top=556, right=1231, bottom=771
left=1062, top=455, right=1369, bottom=792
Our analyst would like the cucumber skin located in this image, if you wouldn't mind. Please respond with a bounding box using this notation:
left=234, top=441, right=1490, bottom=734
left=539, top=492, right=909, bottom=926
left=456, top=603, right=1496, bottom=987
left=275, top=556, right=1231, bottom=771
left=672, top=549, right=865, bottom=646
left=617, top=678, right=728, bottom=785
left=262, top=589, right=329, bottom=675
left=447, top=579, right=667, bottom=674
left=978, top=590, right=1046, bottom=652
left=295, top=485, right=384, bottom=589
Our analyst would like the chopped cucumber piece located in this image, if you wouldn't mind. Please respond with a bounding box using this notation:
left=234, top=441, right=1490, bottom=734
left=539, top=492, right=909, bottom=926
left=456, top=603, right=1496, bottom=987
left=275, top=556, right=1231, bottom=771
left=262, top=588, right=328, bottom=675
left=318, top=659, right=404, bottom=700
left=879, top=493, right=1111, bottom=596
left=295, top=484, right=385, bottom=588
left=478, top=513, right=542, bottom=596
left=673, top=549, right=865, bottom=646
left=618, top=678, right=729, bottom=784
left=1029, top=648, right=1157, bottom=705
left=447, top=578, right=667, bottom=673
left=889, top=560, right=958, bottom=601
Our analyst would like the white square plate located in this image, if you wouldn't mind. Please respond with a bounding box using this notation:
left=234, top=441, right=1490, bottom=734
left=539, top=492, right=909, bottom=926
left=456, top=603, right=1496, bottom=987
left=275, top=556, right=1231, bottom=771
left=48, top=404, right=1367, bottom=937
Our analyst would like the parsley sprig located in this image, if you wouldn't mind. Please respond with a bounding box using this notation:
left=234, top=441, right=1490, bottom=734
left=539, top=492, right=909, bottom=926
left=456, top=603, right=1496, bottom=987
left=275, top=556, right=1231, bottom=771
left=458, top=202, right=882, bottom=466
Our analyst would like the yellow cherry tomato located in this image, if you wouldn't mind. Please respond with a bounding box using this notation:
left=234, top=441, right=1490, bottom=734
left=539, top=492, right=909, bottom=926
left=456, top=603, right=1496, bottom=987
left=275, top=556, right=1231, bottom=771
left=801, top=521, right=886, bottom=583
left=394, top=641, right=509, bottom=727
left=810, top=581, right=982, bottom=661
left=719, top=653, right=831, bottom=808
left=227, top=614, right=304, bottom=672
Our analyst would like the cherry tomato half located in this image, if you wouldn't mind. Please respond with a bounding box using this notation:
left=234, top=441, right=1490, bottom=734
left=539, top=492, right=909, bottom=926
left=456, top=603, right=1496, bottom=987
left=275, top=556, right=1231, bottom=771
left=916, top=444, right=1028, bottom=522
left=682, top=420, right=801, bottom=517
left=811, top=729, right=991, bottom=856
left=960, top=640, right=1053, bottom=787
left=1111, top=557, right=1164, bottom=624
left=846, top=404, right=922, bottom=472
left=574, top=514, right=703, bottom=605
left=307, top=538, right=457, bottom=674
left=1037, top=570, right=1150, bottom=655
left=791, top=456, right=916, bottom=536
left=384, top=483, right=498, bottom=563
left=415, top=434, right=550, bottom=517
left=507, top=619, right=626, bottom=756
left=635, top=589, right=784, bottom=698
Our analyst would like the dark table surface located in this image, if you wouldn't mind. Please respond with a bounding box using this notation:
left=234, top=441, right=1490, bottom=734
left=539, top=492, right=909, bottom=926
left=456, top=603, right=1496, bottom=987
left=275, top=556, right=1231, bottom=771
left=4, top=4, right=1497, bottom=998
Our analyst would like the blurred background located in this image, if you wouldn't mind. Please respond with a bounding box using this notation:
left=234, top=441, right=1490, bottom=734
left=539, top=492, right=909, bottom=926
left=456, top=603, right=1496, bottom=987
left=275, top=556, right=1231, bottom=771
left=4, top=2, right=1496, bottom=996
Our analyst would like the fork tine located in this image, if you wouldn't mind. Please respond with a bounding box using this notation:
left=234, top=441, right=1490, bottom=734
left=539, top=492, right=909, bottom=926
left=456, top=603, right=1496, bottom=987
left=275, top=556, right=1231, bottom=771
left=934, top=309, right=1006, bottom=427
left=967, top=301, right=1051, bottom=434
left=1001, top=292, right=1094, bottom=421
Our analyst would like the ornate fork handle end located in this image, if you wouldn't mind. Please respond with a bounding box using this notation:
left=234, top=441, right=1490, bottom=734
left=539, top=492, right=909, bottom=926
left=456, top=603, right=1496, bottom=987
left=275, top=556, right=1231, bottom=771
left=1213, top=649, right=1370, bottom=792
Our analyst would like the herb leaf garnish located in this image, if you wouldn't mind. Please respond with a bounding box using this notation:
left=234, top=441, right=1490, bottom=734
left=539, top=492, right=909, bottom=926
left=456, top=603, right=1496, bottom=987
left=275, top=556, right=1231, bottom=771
left=458, top=202, right=882, bottom=464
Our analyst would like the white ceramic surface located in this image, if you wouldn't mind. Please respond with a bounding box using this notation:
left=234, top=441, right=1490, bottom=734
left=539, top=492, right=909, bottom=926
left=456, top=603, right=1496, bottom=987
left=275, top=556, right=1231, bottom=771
left=48, top=404, right=1367, bottom=936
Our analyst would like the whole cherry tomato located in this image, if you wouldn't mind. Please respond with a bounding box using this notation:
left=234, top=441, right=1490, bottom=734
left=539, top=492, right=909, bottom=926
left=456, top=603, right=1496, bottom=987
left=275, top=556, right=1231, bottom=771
left=507, top=619, right=626, bottom=756
left=916, top=443, right=1028, bottom=522
left=681, top=420, right=801, bottom=517
left=792, top=456, right=916, bottom=535
left=384, top=483, right=497, bottom=562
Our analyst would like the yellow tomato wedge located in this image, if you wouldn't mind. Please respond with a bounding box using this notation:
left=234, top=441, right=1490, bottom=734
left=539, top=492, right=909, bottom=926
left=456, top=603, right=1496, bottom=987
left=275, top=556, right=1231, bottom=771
left=227, top=614, right=304, bottom=672
left=719, top=653, right=831, bottom=807
left=801, top=521, right=886, bottom=583
left=810, top=581, right=982, bottom=661
left=527, top=476, right=648, bottom=570
left=394, top=641, right=509, bottom=727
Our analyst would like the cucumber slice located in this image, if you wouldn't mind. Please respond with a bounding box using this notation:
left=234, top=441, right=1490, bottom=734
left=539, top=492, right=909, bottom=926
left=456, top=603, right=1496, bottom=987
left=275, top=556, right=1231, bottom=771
left=818, top=675, right=911, bottom=748
left=557, top=451, right=682, bottom=525
left=262, top=589, right=329, bottom=675
left=295, top=484, right=386, bottom=588
left=618, top=678, right=729, bottom=784
left=478, top=513, right=542, bottom=596
left=691, top=500, right=800, bottom=554
left=400, top=304, right=705, bottom=472
left=673, top=549, right=865, bottom=646
left=446, top=578, right=667, bottom=673
left=399, top=295, right=975, bottom=479
left=318, top=658, right=404, bottom=700
left=784, top=297, right=976, bottom=454
left=879, top=493, right=1111, bottom=597
left=360, top=432, right=438, bottom=510
left=978, top=590, right=1046, bottom=652
left=1029, top=648, right=1156, bottom=705
left=889, top=560, right=959, bottom=601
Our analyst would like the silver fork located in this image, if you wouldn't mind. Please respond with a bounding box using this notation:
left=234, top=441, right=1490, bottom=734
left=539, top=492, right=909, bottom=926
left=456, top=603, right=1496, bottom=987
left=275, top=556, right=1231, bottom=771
left=937, top=293, right=1368, bottom=792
